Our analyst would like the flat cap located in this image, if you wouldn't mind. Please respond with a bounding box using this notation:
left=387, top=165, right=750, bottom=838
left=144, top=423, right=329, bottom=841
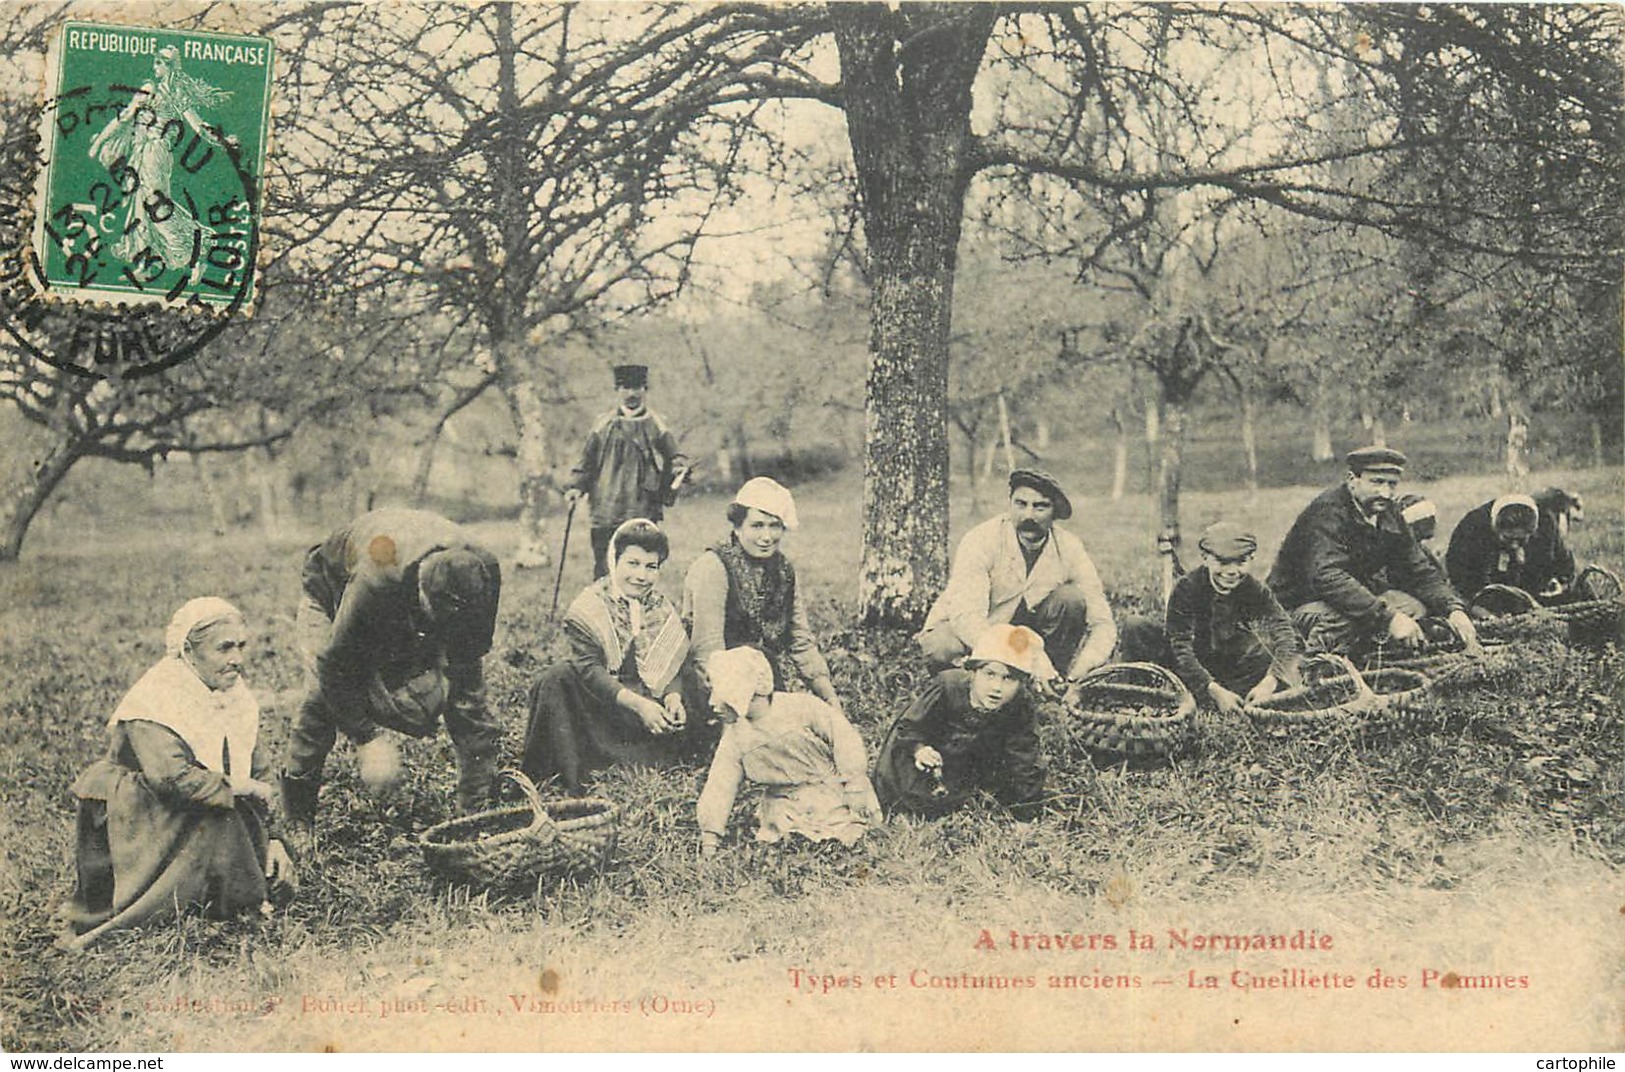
left=1197, top=521, right=1257, bottom=559
left=1008, top=468, right=1072, bottom=520
left=1345, top=446, right=1407, bottom=474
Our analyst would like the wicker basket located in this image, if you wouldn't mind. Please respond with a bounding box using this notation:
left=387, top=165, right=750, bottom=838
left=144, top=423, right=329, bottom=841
left=1572, top=564, right=1622, bottom=603
left=1470, top=584, right=1541, bottom=618
left=1373, top=640, right=1519, bottom=690
left=1063, top=662, right=1195, bottom=758
left=1243, top=653, right=1377, bottom=729
left=419, top=770, right=619, bottom=889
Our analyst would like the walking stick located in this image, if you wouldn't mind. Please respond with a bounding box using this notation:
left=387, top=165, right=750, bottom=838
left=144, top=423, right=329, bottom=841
left=549, top=497, right=578, bottom=621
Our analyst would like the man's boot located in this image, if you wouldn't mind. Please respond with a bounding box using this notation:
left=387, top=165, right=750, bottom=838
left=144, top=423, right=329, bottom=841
left=454, top=750, right=498, bottom=815
left=279, top=771, right=321, bottom=860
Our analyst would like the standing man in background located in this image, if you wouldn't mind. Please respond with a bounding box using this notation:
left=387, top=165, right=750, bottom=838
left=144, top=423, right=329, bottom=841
left=567, top=363, right=690, bottom=578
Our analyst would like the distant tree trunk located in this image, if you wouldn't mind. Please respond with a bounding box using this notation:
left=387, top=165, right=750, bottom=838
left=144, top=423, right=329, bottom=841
left=1488, top=377, right=1505, bottom=418
left=501, top=367, right=552, bottom=569
left=1310, top=382, right=1334, bottom=462
left=1110, top=406, right=1128, bottom=501
left=1157, top=399, right=1188, bottom=606
left=1238, top=386, right=1259, bottom=499
left=0, top=442, right=83, bottom=562
left=1143, top=394, right=1161, bottom=499
left=1590, top=417, right=1606, bottom=468
left=1036, top=416, right=1051, bottom=451
left=245, top=447, right=281, bottom=539
left=192, top=454, right=229, bottom=536
left=411, top=373, right=497, bottom=505
left=1370, top=414, right=1388, bottom=448
left=832, top=5, right=995, bottom=626
left=996, top=391, right=1015, bottom=473
left=1505, top=410, right=1530, bottom=487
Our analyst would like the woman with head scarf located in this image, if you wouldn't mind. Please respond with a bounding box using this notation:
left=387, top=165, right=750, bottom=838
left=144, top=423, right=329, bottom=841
left=1446, top=493, right=1549, bottom=606
left=695, top=648, right=880, bottom=857
left=521, top=519, right=695, bottom=793
left=681, top=478, right=843, bottom=716
left=61, top=598, right=295, bottom=949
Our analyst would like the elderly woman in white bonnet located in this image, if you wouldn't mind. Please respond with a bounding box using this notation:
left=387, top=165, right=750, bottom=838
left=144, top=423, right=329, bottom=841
left=60, top=598, right=295, bottom=949
left=681, top=477, right=844, bottom=717
left=695, top=647, right=880, bottom=857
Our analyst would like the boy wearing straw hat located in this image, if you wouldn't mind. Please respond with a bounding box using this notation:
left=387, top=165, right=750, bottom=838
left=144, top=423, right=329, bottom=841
left=873, top=624, right=1048, bottom=820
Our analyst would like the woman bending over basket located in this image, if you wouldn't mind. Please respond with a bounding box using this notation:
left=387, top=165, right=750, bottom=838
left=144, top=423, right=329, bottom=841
left=872, top=624, right=1047, bottom=820
left=696, top=648, right=881, bottom=856
left=61, top=598, right=297, bottom=949
left=522, top=519, right=704, bottom=794
left=1119, top=522, right=1304, bottom=715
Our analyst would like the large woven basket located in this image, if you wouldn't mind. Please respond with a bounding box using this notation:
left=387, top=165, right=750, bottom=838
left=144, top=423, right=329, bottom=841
left=1243, top=653, right=1377, bottom=729
left=1063, top=662, right=1195, bottom=758
left=420, top=770, right=619, bottom=889
left=1372, top=639, right=1519, bottom=691
left=1470, top=584, right=1541, bottom=618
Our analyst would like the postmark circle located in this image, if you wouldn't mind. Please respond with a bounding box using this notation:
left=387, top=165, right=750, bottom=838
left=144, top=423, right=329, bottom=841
left=0, top=76, right=262, bottom=380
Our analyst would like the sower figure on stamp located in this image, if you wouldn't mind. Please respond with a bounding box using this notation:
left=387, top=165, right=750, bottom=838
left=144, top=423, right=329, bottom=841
left=1268, top=447, right=1481, bottom=660
left=281, top=509, right=503, bottom=854
left=1118, top=522, right=1303, bottom=715
left=565, top=363, right=690, bottom=579
left=916, top=469, right=1115, bottom=697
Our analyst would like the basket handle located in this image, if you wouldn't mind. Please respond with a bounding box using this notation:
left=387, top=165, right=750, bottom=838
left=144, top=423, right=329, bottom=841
left=499, top=769, right=560, bottom=837
left=1075, top=661, right=1197, bottom=715
left=1303, top=652, right=1377, bottom=701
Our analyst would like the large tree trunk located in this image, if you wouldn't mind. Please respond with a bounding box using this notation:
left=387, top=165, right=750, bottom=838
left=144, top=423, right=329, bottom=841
left=831, top=5, right=995, bottom=627
left=1505, top=410, right=1530, bottom=487
left=0, top=441, right=83, bottom=563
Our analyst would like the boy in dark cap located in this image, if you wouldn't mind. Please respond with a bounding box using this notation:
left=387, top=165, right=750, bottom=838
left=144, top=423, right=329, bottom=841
left=281, top=509, right=503, bottom=850
left=917, top=468, right=1116, bottom=687
left=1268, top=447, right=1480, bottom=658
left=567, top=363, right=690, bottom=578
left=1119, top=521, right=1303, bottom=713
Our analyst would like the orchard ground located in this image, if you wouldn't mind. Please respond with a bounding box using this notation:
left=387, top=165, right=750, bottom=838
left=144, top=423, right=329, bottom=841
left=1, top=457, right=1622, bottom=1051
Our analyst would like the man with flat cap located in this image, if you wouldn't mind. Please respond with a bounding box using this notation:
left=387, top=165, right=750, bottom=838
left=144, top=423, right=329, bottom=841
left=567, top=363, right=690, bottom=578
left=281, top=508, right=503, bottom=849
left=917, top=468, right=1116, bottom=687
left=1268, top=447, right=1480, bottom=658
left=1119, top=521, right=1303, bottom=714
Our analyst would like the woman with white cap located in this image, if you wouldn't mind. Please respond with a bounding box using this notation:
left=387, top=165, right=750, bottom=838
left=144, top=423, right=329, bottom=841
left=681, top=477, right=844, bottom=715
left=871, top=624, right=1048, bottom=820
left=1445, top=492, right=1548, bottom=605
left=61, top=598, right=296, bottom=949
left=695, top=647, right=880, bottom=857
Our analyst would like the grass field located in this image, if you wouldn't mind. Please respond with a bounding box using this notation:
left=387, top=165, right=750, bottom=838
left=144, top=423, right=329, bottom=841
left=1, top=460, right=1621, bottom=1052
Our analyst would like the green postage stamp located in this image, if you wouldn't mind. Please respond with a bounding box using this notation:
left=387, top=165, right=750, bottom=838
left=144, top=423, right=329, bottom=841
left=32, top=22, right=274, bottom=311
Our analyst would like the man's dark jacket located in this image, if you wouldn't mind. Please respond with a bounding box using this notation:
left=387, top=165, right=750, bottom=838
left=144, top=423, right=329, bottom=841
left=1268, top=484, right=1463, bottom=633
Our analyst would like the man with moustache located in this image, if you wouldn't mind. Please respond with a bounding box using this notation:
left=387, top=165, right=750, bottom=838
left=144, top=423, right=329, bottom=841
left=1269, top=447, right=1480, bottom=658
left=916, top=469, right=1116, bottom=687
